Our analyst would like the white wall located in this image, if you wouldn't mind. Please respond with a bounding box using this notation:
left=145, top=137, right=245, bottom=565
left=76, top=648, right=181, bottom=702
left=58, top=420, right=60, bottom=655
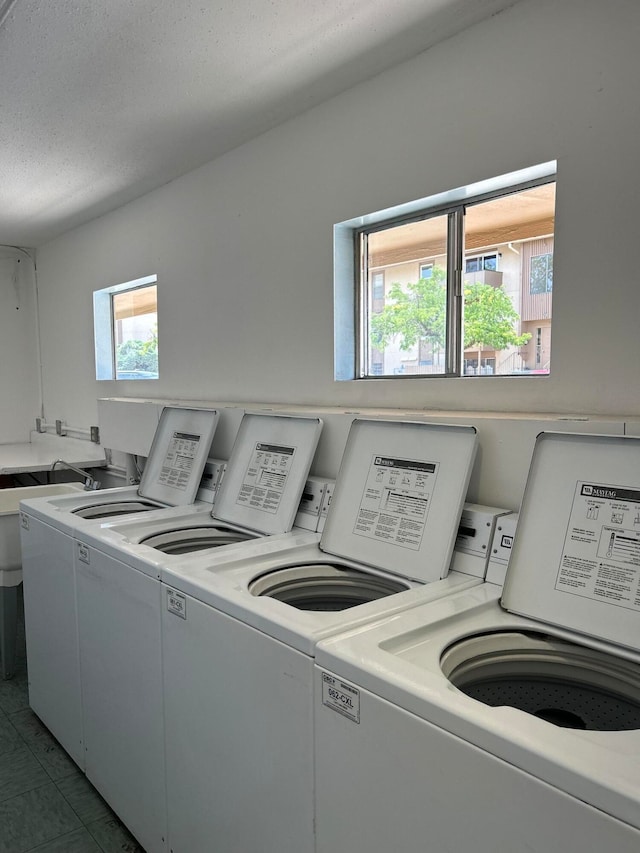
left=0, top=250, right=39, bottom=441
left=28, top=0, right=640, bottom=435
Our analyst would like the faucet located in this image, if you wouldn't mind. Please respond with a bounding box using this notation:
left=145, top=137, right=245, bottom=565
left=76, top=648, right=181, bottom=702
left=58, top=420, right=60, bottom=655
left=51, top=459, right=101, bottom=491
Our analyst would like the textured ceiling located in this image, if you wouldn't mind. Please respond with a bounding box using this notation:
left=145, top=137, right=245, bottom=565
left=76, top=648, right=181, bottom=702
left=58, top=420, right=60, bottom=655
left=0, top=0, right=517, bottom=247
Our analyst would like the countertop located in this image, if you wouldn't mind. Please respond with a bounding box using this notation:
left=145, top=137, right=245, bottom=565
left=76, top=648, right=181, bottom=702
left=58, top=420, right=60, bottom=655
left=0, top=433, right=107, bottom=475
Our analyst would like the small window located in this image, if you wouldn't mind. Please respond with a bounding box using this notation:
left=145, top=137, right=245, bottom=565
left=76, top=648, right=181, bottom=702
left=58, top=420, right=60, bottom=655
left=339, top=163, right=556, bottom=379
left=466, top=253, right=498, bottom=273
left=371, top=272, right=385, bottom=299
left=419, top=263, right=434, bottom=279
left=93, top=275, right=158, bottom=380
left=530, top=253, right=553, bottom=293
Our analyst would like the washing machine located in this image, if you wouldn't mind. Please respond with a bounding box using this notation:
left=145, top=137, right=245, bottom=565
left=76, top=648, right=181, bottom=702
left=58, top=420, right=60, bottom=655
left=73, top=413, right=323, bottom=853
left=75, top=412, right=329, bottom=586
left=159, top=419, right=490, bottom=853
left=313, top=431, right=640, bottom=853
left=19, top=405, right=219, bottom=768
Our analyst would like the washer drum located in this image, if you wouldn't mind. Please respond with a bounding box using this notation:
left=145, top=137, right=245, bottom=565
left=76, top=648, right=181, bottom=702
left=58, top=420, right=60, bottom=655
left=441, top=630, right=640, bottom=731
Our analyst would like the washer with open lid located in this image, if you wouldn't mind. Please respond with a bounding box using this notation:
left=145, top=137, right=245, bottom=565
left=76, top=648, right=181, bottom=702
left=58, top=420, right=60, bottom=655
left=158, top=418, right=493, bottom=853
left=76, top=412, right=327, bottom=581
left=442, top=431, right=640, bottom=729
left=312, top=431, right=640, bottom=853
left=241, top=418, right=479, bottom=613
left=18, top=404, right=220, bottom=772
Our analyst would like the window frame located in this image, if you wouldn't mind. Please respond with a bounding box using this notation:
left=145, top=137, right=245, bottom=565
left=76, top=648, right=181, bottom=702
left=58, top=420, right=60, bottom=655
left=342, top=165, right=556, bottom=381
left=93, top=274, right=158, bottom=381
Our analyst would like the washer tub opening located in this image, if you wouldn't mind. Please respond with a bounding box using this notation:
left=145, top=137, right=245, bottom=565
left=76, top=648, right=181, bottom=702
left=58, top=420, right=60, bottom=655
left=248, top=563, right=409, bottom=612
left=441, top=630, right=640, bottom=731
left=140, top=526, right=254, bottom=554
left=73, top=500, right=162, bottom=519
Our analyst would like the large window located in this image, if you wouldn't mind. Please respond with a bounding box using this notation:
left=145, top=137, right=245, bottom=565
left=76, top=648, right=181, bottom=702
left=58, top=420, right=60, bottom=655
left=333, top=163, right=556, bottom=380
left=94, top=275, right=159, bottom=380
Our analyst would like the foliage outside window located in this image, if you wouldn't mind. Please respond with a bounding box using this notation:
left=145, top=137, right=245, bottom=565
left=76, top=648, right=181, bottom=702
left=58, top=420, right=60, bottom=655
left=93, top=275, right=159, bottom=380
left=357, top=173, right=555, bottom=378
left=112, top=285, right=158, bottom=378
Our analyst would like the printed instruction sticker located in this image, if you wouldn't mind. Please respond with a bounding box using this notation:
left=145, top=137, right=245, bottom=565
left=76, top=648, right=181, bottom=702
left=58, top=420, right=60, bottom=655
left=236, top=443, right=296, bottom=514
left=353, top=455, right=437, bottom=551
left=321, top=672, right=360, bottom=723
left=158, top=431, right=202, bottom=491
left=556, top=481, right=640, bottom=611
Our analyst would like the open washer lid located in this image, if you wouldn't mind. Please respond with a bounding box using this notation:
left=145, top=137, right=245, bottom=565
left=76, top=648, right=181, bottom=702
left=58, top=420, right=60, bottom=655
left=318, top=419, right=477, bottom=584
left=211, top=413, right=323, bottom=536
left=137, top=406, right=219, bottom=506
left=502, top=432, right=640, bottom=653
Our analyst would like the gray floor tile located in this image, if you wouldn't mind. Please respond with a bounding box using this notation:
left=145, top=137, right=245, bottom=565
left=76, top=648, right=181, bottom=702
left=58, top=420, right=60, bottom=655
left=56, top=773, right=112, bottom=825
left=25, top=826, right=102, bottom=852
left=0, top=782, right=82, bottom=853
left=0, top=744, right=50, bottom=803
left=0, top=671, right=30, bottom=714
left=9, top=709, right=78, bottom=782
left=0, top=709, right=23, bottom=757
left=85, top=814, right=145, bottom=853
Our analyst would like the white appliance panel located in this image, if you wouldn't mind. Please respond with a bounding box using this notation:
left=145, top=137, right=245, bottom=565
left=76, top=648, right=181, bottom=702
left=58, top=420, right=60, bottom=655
left=502, top=432, right=640, bottom=650
left=162, top=587, right=314, bottom=853
left=314, top=667, right=640, bottom=853
left=138, top=406, right=219, bottom=506
left=321, top=420, right=477, bottom=583
left=20, top=516, right=84, bottom=767
left=314, top=579, right=640, bottom=843
left=77, top=546, right=166, bottom=853
left=212, top=413, right=323, bottom=535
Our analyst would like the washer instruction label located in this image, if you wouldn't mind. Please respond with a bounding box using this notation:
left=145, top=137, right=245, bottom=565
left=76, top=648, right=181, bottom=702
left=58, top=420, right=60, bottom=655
left=166, top=588, right=187, bottom=619
left=556, top=481, right=640, bottom=611
left=321, top=672, right=360, bottom=723
left=236, top=443, right=295, bottom=514
left=158, top=431, right=201, bottom=490
left=353, top=455, right=437, bottom=551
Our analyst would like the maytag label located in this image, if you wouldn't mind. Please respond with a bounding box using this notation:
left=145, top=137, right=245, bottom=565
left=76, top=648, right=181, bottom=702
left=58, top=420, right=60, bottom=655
left=77, top=543, right=90, bottom=564
left=167, top=589, right=187, bottom=619
left=321, top=672, right=360, bottom=723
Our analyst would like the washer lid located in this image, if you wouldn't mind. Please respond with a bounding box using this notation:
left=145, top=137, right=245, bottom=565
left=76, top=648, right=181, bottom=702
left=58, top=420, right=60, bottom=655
left=319, top=419, right=477, bottom=583
left=502, top=432, right=640, bottom=653
left=138, top=407, right=219, bottom=506
left=211, top=413, right=323, bottom=535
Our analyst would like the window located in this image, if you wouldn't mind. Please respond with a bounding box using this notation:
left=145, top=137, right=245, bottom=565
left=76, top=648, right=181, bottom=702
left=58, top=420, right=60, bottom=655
left=371, top=271, right=385, bottom=301
left=465, top=253, right=498, bottom=273
left=530, top=253, right=553, bottom=293
left=93, top=275, right=158, bottom=380
left=333, top=162, right=556, bottom=380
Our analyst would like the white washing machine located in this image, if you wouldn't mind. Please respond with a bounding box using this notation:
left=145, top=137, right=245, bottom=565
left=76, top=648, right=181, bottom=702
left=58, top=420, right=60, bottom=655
left=313, top=431, right=640, bottom=853
left=0, top=482, right=85, bottom=680
left=75, top=412, right=330, bottom=586
left=73, top=413, right=323, bottom=853
left=160, top=419, right=488, bottom=853
left=19, top=405, right=219, bottom=768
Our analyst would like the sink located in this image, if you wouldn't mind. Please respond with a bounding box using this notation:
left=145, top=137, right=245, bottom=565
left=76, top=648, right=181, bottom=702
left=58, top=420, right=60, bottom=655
left=0, top=483, right=84, bottom=572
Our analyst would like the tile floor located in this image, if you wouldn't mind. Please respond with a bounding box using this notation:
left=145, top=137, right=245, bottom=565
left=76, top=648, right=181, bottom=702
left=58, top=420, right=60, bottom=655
left=0, top=592, right=145, bottom=853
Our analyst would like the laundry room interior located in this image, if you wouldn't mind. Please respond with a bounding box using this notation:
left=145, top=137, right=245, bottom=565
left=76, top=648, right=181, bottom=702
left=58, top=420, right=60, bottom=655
left=1, top=1, right=639, bottom=852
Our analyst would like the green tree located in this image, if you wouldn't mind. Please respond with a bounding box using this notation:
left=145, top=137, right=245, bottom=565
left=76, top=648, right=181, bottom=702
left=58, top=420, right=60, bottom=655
left=370, top=266, right=530, bottom=369
left=463, top=281, right=531, bottom=351
left=370, top=267, right=447, bottom=356
left=116, top=326, right=158, bottom=374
